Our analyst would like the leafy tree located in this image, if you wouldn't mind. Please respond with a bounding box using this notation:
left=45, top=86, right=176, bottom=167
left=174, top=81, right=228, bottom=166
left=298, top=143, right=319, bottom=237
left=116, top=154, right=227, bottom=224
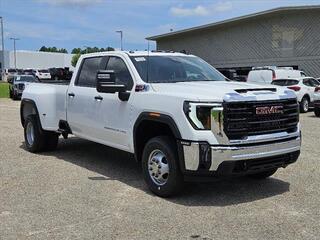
left=70, top=46, right=115, bottom=67
left=71, top=48, right=82, bottom=54
left=39, top=46, right=47, bottom=52
left=38, top=46, right=68, bottom=53
left=71, top=53, right=81, bottom=67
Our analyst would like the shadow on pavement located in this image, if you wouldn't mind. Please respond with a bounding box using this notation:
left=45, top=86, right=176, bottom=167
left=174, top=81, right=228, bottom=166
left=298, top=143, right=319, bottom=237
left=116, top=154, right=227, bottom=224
left=20, top=137, right=290, bottom=207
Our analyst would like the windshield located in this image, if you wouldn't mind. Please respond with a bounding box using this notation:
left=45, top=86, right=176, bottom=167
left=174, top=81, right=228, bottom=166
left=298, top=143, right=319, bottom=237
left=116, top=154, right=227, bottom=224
left=130, top=55, right=226, bottom=83
left=15, top=76, right=36, bottom=82
left=39, top=69, right=49, bottom=73
left=271, top=79, right=299, bottom=86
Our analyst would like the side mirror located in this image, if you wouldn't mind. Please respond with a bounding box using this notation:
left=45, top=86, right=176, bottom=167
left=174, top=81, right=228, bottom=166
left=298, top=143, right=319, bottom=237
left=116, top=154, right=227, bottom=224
left=96, top=70, right=126, bottom=93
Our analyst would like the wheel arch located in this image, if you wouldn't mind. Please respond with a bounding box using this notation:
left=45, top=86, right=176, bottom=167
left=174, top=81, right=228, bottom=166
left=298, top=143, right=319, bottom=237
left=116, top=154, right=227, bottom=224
left=133, top=112, right=183, bottom=163
left=302, top=94, right=310, bottom=102
left=20, top=99, right=41, bottom=128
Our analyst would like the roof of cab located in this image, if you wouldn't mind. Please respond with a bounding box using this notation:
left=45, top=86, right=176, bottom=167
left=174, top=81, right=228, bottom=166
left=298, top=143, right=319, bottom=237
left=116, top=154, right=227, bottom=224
left=81, top=50, right=194, bottom=58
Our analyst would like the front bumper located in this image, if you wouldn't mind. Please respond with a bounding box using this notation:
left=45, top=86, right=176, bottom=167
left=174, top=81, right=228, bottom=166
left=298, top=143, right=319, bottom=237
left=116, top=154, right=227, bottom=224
left=180, top=135, right=301, bottom=178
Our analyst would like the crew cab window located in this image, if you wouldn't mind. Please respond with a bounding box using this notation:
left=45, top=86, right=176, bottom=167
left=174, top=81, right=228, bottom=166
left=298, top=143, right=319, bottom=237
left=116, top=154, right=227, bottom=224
left=77, top=57, right=105, bottom=87
left=106, top=57, right=133, bottom=90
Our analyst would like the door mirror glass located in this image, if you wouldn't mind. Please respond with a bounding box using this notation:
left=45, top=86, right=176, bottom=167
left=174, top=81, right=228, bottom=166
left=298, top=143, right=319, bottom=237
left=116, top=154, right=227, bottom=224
left=96, top=70, right=126, bottom=93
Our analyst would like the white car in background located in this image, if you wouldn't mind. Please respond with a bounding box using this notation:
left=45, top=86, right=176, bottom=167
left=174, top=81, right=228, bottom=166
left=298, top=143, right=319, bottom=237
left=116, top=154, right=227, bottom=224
left=34, top=69, right=51, bottom=80
left=247, top=66, right=306, bottom=85
left=271, top=77, right=320, bottom=113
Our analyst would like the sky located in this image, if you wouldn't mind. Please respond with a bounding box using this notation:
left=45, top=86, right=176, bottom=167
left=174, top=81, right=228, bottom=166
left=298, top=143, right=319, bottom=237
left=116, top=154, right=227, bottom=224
left=0, top=0, right=320, bottom=53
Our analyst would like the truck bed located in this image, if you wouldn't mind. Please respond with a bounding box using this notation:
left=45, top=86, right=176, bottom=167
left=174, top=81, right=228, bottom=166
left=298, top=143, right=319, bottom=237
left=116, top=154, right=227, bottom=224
left=22, top=83, right=68, bottom=131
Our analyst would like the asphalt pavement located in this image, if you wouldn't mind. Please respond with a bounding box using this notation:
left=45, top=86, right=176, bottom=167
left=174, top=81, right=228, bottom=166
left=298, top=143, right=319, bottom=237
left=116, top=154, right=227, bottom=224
left=0, top=98, right=319, bottom=240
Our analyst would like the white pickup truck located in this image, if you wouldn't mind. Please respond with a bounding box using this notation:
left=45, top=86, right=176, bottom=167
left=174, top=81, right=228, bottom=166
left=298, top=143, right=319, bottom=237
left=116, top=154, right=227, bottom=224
left=20, top=51, right=301, bottom=197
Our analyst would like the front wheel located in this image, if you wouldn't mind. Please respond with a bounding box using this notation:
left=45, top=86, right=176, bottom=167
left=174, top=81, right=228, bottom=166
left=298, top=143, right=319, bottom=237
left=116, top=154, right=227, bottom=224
left=300, top=97, right=309, bottom=113
left=141, top=136, right=184, bottom=197
left=248, top=169, right=277, bottom=179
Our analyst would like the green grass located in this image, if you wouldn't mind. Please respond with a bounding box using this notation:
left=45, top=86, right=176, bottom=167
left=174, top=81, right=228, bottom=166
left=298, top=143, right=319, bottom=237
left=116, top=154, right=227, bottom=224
left=0, top=82, right=9, bottom=98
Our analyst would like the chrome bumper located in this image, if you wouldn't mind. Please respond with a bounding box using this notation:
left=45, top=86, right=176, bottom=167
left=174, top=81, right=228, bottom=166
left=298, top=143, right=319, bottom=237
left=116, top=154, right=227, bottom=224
left=182, top=136, right=301, bottom=171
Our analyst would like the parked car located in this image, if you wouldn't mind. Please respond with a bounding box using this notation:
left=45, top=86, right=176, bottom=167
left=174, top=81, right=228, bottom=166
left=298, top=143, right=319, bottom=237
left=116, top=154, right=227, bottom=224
left=313, top=85, right=320, bottom=117
left=8, top=75, right=37, bottom=100
left=49, top=67, right=73, bottom=80
left=271, top=77, right=320, bottom=112
left=5, top=68, right=18, bottom=81
left=23, top=69, right=35, bottom=76
left=35, top=69, right=51, bottom=80
left=20, top=51, right=301, bottom=197
left=247, top=66, right=306, bottom=85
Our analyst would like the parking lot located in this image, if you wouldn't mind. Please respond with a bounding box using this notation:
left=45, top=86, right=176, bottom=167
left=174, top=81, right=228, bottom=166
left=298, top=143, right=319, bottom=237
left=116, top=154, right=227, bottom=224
left=0, top=98, right=319, bottom=240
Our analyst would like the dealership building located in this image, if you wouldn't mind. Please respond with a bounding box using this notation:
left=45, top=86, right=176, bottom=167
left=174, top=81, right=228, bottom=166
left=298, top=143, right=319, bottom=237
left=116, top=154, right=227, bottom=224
left=147, top=5, right=320, bottom=78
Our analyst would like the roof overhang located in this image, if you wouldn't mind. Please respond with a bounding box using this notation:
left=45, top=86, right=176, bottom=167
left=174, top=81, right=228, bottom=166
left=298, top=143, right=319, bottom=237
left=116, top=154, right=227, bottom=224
left=146, top=5, right=320, bottom=41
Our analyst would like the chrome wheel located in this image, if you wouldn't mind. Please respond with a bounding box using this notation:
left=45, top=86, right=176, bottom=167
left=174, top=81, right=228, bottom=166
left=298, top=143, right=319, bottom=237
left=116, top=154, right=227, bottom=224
left=148, top=149, right=169, bottom=186
left=303, top=99, right=309, bottom=112
left=26, top=121, right=35, bottom=146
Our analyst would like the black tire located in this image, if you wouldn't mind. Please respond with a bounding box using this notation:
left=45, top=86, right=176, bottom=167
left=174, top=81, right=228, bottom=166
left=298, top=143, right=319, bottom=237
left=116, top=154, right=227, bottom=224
left=248, top=169, right=277, bottom=179
left=300, top=97, right=309, bottom=113
left=24, top=115, right=46, bottom=152
left=315, top=107, right=320, bottom=117
left=12, top=91, right=18, bottom=100
left=141, top=136, right=184, bottom=197
left=24, top=115, right=59, bottom=153
left=9, top=90, right=13, bottom=99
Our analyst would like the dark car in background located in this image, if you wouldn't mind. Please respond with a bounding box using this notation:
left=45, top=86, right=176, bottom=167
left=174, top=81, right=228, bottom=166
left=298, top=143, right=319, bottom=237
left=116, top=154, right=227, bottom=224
left=8, top=75, right=38, bottom=100
left=49, top=67, right=73, bottom=80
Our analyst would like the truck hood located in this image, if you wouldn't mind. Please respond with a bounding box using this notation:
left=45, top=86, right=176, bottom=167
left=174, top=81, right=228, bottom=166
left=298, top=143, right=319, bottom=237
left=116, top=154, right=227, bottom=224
left=150, top=81, right=296, bottom=102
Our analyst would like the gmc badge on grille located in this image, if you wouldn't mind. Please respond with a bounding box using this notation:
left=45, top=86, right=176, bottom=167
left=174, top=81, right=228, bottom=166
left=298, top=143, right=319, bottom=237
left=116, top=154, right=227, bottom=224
left=255, top=105, right=284, bottom=115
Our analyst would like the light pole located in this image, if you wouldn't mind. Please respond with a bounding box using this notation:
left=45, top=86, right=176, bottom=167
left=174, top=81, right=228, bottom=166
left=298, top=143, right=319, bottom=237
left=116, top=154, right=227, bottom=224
left=0, top=17, right=5, bottom=80
left=116, top=30, right=123, bottom=51
left=10, top=37, right=19, bottom=70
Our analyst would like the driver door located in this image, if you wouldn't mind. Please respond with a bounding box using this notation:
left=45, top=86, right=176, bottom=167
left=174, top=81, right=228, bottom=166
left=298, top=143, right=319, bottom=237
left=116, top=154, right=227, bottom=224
left=98, top=56, right=135, bottom=151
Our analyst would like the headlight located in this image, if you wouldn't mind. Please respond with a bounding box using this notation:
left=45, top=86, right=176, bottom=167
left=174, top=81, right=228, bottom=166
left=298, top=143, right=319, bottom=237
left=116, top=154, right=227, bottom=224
left=183, top=101, right=222, bottom=130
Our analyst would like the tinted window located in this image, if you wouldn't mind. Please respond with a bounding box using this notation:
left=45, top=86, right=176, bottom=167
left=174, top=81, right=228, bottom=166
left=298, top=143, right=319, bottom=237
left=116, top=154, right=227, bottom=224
left=310, top=79, right=320, bottom=87
left=130, top=56, right=225, bottom=83
left=106, top=57, right=133, bottom=90
left=15, top=76, right=36, bottom=82
left=77, top=57, right=104, bottom=87
left=303, top=79, right=312, bottom=87
left=39, top=69, right=49, bottom=73
left=271, top=79, right=299, bottom=86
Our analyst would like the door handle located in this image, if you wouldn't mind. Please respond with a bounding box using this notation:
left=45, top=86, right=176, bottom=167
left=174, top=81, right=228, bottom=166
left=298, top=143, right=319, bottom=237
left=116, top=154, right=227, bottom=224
left=94, top=95, right=103, bottom=101
left=68, top=92, right=75, bottom=97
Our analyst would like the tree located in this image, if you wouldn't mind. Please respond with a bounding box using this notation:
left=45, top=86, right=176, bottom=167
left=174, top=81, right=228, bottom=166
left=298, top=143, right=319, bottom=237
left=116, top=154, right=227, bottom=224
left=38, top=46, right=68, bottom=53
left=70, top=46, right=115, bottom=67
left=39, top=46, right=47, bottom=52
left=71, top=53, right=81, bottom=67
left=71, top=48, right=81, bottom=54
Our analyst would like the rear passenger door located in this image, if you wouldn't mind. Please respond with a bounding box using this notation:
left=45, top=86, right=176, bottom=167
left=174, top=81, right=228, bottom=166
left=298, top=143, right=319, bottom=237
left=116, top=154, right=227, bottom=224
left=67, top=56, right=108, bottom=141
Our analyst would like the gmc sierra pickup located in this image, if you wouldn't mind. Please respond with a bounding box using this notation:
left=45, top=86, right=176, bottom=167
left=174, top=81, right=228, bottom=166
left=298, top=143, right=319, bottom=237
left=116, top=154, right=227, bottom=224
left=20, top=51, right=301, bottom=197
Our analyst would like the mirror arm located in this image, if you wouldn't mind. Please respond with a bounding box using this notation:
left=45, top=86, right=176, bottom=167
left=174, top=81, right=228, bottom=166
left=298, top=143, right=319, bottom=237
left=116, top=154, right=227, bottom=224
left=118, top=91, right=130, bottom=101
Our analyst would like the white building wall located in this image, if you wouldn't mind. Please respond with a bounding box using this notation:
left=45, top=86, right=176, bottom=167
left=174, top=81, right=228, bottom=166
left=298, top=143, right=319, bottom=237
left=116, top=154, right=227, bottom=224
left=8, top=50, right=74, bottom=70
